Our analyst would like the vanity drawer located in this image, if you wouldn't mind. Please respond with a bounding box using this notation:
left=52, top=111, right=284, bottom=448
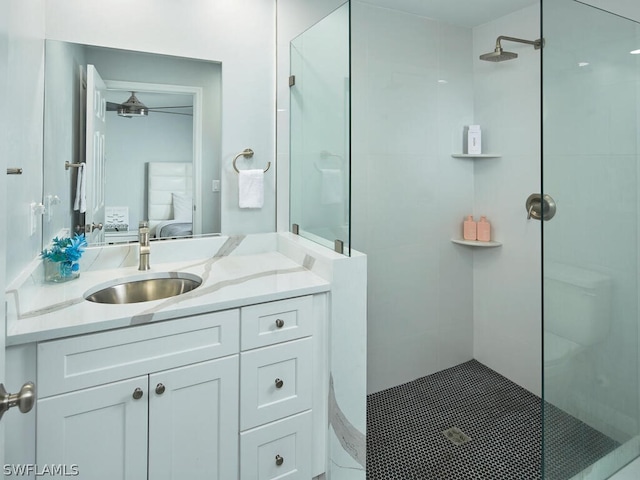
left=37, top=309, right=240, bottom=397
left=240, top=338, right=312, bottom=430
left=240, top=295, right=313, bottom=350
left=240, top=410, right=312, bottom=480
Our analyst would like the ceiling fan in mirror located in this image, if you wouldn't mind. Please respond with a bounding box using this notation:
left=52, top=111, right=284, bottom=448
left=106, top=91, right=193, bottom=118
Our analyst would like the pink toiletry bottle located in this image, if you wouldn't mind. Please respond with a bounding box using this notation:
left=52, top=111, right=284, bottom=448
left=477, top=216, right=491, bottom=242
left=463, top=215, right=477, bottom=241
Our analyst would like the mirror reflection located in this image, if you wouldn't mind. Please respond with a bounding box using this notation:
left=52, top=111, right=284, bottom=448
left=43, top=40, right=222, bottom=246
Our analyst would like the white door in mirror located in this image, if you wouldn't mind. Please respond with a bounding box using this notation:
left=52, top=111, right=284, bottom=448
left=85, top=65, right=107, bottom=244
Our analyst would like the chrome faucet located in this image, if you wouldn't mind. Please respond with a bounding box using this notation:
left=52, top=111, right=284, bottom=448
left=138, top=221, right=150, bottom=270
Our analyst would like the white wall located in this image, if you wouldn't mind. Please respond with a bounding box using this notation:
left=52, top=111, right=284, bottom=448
left=44, top=0, right=275, bottom=236
left=472, top=4, right=542, bottom=395
left=0, top=4, right=9, bottom=460
left=5, top=0, right=45, bottom=284
left=351, top=2, right=476, bottom=394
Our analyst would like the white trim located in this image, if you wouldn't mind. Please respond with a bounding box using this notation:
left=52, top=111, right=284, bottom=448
left=103, top=80, right=204, bottom=235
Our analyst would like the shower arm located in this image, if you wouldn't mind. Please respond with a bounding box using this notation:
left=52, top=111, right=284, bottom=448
left=495, top=36, right=544, bottom=50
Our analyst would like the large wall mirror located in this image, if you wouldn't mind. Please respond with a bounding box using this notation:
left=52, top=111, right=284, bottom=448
left=43, top=40, right=222, bottom=246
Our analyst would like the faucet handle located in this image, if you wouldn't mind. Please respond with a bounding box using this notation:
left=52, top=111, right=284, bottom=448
left=139, top=220, right=149, bottom=230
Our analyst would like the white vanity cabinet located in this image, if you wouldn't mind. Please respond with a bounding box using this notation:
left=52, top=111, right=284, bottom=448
left=35, top=310, right=240, bottom=480
left=37, top=357, right=238, bottom=480
left=28, top=293, right=327, bottom=480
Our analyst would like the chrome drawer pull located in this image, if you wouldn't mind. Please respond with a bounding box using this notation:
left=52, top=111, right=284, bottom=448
left=275, top=378, right=284, bottom=389
left=155, top=383, right=166, bottom=395
left=132, top=388, right=144, bottom=400
left=275, top=319, right=284, bottom=328
left=275, top=454, right=284, bottom=466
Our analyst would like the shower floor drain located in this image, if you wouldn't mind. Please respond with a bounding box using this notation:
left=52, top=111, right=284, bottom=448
left=442, top=427, right=471, bottom=445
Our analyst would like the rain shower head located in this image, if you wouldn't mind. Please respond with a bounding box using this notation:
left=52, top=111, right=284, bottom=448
left=480, top=35, right=544, bottom=62
left=479, top=46, right=518, bottom=62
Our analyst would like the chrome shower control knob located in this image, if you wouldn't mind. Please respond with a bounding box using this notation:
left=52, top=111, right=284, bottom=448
left=155, top=383, right=165, bottom=395
left=132, top=388, right=144, bottom=400
left=275, top=455, right=284, bottom=466
left=275, top=378, right=284, bottom=389
left=275, top=319, right=284, bottom=328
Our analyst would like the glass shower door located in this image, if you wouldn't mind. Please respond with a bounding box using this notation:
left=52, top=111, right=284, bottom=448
left=289, top=2, right=350, bottom=254
left=542, top=0, right=640, bottom=477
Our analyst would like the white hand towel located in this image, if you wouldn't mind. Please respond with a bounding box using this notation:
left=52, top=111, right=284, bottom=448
left=73, top=162, right=87, bottom=213
left=238, top=169, right=264, bottom=209
left=320, top=168, right=343, bottom=205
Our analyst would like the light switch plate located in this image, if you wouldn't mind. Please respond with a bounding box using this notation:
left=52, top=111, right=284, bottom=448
left=29, top=202, right=38, bottom=236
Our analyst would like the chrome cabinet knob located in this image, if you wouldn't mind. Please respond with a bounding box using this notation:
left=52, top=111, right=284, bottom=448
left=275, top=454, right=284, bottom=466
left=155, top=383, right=166, bottom=395
left=275, top=378, right=284, bottom=389
left=132, top=388, right=144, bottom=400
left=0, top=382, right=35, bottom=420
left=275, top=319, right=284, bottom=328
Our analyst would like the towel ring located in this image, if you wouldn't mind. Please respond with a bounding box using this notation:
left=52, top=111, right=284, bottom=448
left=233, top=148, right=271, bottom=174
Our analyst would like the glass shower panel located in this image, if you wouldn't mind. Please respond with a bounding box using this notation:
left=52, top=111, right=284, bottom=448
left=542, top=0, right=640, bottom=477
left=290, top=2, right=350, bottom=255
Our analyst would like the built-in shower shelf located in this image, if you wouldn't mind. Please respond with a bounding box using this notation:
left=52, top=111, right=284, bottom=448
left=451, top=154, right=502, bottom=159
left=451, top=239, right=502, bottom=248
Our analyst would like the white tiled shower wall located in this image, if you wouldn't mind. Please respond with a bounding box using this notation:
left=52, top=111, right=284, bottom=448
left=351, top=2, right=476, bottom=394
left=352, top=2, right=542, bottom=394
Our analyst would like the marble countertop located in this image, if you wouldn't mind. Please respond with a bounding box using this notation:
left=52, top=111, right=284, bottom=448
left=6, top=236, right=330, bottom=345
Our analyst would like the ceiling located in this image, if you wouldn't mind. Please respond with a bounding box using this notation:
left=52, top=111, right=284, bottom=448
left=357, top=0, right=539, bottom=28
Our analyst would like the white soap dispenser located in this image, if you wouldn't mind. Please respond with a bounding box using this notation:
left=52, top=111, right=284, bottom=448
left=467, top=125, right=481, bottom=155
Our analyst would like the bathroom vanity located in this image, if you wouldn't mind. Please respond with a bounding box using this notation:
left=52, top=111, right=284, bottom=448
left=3, top=233, right=368, bottom=479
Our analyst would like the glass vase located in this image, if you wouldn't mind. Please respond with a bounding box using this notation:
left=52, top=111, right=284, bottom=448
left=44, top=259, right=80, bottom=283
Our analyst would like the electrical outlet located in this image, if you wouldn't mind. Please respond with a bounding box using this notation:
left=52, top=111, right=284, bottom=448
left=212, top=180, right=221, bottom=192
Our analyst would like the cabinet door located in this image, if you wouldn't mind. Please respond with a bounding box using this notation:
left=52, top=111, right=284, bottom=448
left=37, top=376, right=148, bottom=480
left=148, top=355, right=239, bottom=480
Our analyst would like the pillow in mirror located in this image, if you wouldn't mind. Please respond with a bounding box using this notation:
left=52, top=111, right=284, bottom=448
left=172, top=192, right=193, bottom=220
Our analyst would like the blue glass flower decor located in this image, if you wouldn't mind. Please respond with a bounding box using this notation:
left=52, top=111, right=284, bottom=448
left=40, top=234, right=88, bottom=283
